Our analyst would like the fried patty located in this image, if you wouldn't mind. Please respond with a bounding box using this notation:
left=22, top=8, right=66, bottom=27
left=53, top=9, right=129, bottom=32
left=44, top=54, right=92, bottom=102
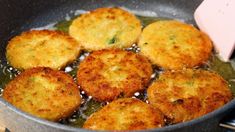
left=6, top=30, right=81, bottom=70
left=69, top=7, right=142, bottom=51
left=77, top=49, right=152, bottom=102
left=83, top=98, right=164, bottom=130
left=3, top=67, right=81, bottom=121
left=147, top=69, right=232, bottom=123
left=138, top=20, right=212, bottom=70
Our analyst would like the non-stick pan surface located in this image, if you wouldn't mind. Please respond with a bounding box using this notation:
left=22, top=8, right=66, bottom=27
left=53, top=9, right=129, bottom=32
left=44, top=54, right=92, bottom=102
left=0, top=0, right=234, bottom=132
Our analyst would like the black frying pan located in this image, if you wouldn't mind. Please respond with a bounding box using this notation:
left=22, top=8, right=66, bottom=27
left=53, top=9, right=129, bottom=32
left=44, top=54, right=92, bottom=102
left=0, top=0, right=235, bottom=131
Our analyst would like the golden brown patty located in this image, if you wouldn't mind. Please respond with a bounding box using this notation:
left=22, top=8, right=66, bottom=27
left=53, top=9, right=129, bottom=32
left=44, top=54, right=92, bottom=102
left=6, top=30, right=81, bottom=70
left=3, top=67, right=81, bottom=121
left=147, top=69, right=232, bottom=123
left=138, top=20, right=212, bottom=70
left=69, top=7, right=141, bottom=51
left=83, top=98, right=164, bottom=130
left=77, top=49, right=152, bottom=102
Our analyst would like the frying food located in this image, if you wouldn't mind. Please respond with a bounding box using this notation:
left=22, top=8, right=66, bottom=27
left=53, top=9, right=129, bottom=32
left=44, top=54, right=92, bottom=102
left=2, top=6, right=234, bottom=130
left=138, top=20, right=212, bottom=70
left=2, top=67, right=81, bottom=121
left=77, top=49, right=152, bottom=102
left=6, top=30, right=81, bottom=70
left=147, top=69, right=232, bottom=123
left=83, top=98, right=164, bottom=130
left=69, top=7, right=141, bottom=51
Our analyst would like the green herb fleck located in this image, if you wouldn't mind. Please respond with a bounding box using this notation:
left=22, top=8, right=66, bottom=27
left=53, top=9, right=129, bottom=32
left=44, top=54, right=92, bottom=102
left=169, top=35, right=176, bottom=40
left=169, top=35, right=177, bottom=45
left=185, top=81, right=194, bottom=86
left=108, top=36, right=117, bottom=44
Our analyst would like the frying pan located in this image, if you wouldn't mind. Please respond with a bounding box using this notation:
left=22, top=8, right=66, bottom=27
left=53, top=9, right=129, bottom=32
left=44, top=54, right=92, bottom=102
left=0, top=0, right=235, bottom=131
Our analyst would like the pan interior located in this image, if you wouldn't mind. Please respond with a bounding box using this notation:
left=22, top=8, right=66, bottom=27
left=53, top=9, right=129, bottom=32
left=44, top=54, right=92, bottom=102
left=1, top=0, right=235, bottom=130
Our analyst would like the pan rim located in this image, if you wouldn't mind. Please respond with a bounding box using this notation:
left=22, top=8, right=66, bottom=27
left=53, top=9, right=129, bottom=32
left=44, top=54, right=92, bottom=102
left=0, top=0, right=233, bottom=131
left=0, top=98, right=234, bottom=131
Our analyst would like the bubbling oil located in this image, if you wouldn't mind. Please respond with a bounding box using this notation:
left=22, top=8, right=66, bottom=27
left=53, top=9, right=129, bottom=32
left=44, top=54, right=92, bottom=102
left=0, top=14, right=235, bottom=128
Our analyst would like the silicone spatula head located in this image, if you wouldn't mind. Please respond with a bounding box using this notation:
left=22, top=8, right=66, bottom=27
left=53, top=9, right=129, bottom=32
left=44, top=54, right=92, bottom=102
left=194, top=0, right=235, bottom=62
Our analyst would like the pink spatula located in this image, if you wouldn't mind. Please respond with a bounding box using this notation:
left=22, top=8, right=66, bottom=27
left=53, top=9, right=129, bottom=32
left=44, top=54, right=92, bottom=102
left=194, top=0, right=235, bottom=62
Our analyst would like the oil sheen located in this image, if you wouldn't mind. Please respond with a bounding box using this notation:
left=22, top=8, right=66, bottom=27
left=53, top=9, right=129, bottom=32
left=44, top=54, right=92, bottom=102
left=0, top=15, right=235, bottom=127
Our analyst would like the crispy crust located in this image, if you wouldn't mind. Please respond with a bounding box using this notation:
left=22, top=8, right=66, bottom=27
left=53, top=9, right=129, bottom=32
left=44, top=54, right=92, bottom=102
left=138, top=20, right=212, bottom=70
left=69, top=7, right=141, bottom=51
left=77, top=49, right=152, bottom=102
left=6, top=30, right=81, bottom=70
left=147, top=69, right=232, bottom=123
left=3, top=67, right=81, bottom=121
left=83, top=98, right=164, bottom=130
